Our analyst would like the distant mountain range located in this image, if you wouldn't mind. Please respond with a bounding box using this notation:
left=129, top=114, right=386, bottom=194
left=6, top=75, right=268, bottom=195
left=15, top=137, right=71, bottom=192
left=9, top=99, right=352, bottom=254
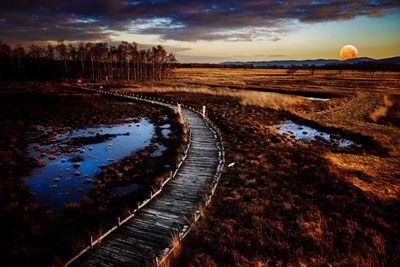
left=222, top=56, right=400, bottom=67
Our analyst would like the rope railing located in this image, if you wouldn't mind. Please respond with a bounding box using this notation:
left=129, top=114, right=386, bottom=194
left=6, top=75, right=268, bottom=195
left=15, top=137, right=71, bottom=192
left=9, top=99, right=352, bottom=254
left=63, top=86, right=191, bottom=267
left=66, top=85, right=225, bottom=267
left=155, top=105, right=225, bottom=266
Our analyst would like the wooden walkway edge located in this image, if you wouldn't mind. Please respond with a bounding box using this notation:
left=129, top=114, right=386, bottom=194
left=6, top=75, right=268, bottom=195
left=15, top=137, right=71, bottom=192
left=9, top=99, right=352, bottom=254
left=68, top=88, right=223, bottom=267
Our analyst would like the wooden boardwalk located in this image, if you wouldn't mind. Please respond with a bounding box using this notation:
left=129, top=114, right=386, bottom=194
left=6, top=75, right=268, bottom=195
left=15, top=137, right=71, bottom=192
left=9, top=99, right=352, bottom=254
left=73, top=104, right=220, bottom=266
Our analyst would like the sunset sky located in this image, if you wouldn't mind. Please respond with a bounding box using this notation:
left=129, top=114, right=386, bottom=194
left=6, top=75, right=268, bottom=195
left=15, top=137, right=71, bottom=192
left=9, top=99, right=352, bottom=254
left=0, top=0, right=399, bottom=63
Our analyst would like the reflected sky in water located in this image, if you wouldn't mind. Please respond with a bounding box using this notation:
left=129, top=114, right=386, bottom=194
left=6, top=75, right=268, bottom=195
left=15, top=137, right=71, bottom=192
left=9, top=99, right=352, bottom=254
left=273, top=120, right=354, bottom=147
left=23, top=119, right=158, bottom=210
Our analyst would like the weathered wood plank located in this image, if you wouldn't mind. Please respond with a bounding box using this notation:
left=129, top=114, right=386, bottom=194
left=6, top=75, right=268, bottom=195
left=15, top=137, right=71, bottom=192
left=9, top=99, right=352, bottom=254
left=73, top=106, right=220, bottom=267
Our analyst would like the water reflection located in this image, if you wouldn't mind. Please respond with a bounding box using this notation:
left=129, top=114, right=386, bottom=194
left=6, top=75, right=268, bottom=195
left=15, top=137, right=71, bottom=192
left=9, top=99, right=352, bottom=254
left=273, top=120, right=354, bottom=147
left=23, top=119, right=157, bottom=210
left=301, top=96, right=330, bottom=101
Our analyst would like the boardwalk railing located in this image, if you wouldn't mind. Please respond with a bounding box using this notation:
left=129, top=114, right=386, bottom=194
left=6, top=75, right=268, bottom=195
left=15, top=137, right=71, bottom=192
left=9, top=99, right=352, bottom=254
left=65, top=85, right=225, bottom=266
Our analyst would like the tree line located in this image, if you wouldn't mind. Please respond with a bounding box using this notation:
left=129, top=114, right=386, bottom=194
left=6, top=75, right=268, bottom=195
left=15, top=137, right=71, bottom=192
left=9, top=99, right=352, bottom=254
left=177, top=62, right=400, bottom=71
left=0, top=41, right=177, bottom=81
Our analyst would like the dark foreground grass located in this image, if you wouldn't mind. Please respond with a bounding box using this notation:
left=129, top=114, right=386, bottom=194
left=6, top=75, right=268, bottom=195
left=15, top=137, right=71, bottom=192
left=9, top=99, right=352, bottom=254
left=0, top=85, right=186, bottom=266
left=121, top=90, right=399, bottom=266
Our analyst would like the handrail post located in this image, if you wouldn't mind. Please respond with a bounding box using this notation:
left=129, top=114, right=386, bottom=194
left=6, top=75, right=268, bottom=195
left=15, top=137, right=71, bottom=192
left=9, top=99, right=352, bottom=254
left=64, top=86, right=224, bottom=267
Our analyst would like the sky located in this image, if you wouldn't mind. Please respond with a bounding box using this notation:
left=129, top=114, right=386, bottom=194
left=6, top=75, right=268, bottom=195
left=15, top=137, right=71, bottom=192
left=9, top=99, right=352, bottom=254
left=0, top=0, right=399, bottom=63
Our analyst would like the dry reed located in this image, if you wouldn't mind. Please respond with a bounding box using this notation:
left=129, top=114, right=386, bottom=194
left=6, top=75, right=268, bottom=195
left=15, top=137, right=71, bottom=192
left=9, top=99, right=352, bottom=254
left=369, top=95, right=395, bottom=122
left=121, top=85, right=308, bottom=110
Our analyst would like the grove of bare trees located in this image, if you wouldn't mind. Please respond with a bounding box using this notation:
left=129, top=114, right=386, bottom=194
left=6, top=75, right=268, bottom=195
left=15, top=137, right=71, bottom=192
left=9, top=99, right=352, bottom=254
left=0, top=41, right=177, bottom=81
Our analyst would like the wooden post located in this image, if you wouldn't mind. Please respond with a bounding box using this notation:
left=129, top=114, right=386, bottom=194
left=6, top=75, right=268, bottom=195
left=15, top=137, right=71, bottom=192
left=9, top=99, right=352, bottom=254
left=202, top=105, right=206, bottom=117
left=90, top=235, right=94, bottom=248
left=118, top=217, right=121, bottom=226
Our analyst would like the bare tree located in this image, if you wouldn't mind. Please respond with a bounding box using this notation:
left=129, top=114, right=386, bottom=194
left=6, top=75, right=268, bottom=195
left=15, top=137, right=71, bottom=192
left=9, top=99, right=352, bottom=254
left=0, top=40, right=177, bottom=82
left=55, top=41, right=68, bottom=79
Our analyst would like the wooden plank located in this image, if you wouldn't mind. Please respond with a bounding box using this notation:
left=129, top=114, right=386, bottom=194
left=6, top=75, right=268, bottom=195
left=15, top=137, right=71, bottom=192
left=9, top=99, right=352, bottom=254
left=72, top=96, right=221, bottom=267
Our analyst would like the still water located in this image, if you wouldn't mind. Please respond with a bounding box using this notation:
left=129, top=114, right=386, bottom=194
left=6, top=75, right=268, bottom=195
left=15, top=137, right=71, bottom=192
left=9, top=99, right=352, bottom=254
left=23, top=118, right=168, bottom=210
left=273, top=120, right=354, bottom=147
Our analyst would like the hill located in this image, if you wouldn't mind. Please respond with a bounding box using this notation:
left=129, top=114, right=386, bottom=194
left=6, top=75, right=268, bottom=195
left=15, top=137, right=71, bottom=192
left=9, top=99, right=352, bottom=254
left=222, top=56, right=400, bottom=67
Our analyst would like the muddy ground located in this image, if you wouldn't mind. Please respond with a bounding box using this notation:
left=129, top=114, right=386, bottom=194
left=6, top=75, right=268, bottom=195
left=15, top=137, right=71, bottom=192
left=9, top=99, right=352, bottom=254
left=0, top=84, right=186, bottom=266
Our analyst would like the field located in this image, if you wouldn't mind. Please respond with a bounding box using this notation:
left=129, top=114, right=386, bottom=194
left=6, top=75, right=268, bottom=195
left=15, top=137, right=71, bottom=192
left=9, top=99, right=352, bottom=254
left=110, top=68, right=400, bottom=266
left=2, top=0, right=399, bottom=265
left=1, top=67, right=399, bottom=266
left=172, top=68, right=400, bottom=95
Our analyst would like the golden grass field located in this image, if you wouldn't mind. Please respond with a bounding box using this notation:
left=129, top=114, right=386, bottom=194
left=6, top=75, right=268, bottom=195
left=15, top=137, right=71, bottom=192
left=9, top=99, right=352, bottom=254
left=110, top=67, right=400, bottom=266
left=1, top=67, right=398, bottom=266
left=172, top=68, right=400, bottom=94
left=132, top=69, right=400, bottom=198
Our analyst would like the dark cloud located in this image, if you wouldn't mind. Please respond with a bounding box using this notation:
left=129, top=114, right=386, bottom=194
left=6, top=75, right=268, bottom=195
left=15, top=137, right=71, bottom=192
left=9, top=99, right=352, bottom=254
left=0, top=0, right=399, bottom=43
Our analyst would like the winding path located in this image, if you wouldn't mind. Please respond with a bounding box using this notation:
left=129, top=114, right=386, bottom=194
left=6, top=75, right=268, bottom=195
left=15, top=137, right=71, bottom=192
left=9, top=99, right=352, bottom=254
left=72, top=90, right=221, bottom=266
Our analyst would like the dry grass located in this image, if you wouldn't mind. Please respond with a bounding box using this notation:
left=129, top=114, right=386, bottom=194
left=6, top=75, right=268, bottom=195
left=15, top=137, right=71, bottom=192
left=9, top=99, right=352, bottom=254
left=113, top=90, right=399, bottom=266
left=2, top=69, right=399, bottom=265
left=170, top=68, right=400, bottom=95
left=370, top=94, right=400, bottom=127
left=116, top=85, right=311, bottom=111
left=107, top=69, right=400, bottom=266
left=369, top=95, right=396, bottom=122
left=302, top=92, right=400, bottom=201
left=158, top=232, right=182, bottom=267
left=326, top=153, right=400, bottom=200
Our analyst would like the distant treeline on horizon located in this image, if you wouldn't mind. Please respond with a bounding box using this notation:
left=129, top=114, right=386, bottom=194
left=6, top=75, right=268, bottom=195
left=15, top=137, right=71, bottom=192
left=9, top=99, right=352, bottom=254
left=177, top=61, right=400, bottom=71
left=0, top=40, right=177, bottom=81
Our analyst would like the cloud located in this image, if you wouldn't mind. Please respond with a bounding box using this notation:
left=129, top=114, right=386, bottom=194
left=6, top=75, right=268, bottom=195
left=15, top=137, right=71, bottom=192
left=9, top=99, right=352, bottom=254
left=0, top=0, right=399, bottom=43
left=136, top=43, right=191, bottom=53
left=267, top=55, right=286, bottom=58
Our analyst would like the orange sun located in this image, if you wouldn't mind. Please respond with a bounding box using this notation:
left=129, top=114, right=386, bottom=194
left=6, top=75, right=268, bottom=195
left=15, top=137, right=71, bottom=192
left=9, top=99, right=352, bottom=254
left=340, top=45, right=359, bottom=60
